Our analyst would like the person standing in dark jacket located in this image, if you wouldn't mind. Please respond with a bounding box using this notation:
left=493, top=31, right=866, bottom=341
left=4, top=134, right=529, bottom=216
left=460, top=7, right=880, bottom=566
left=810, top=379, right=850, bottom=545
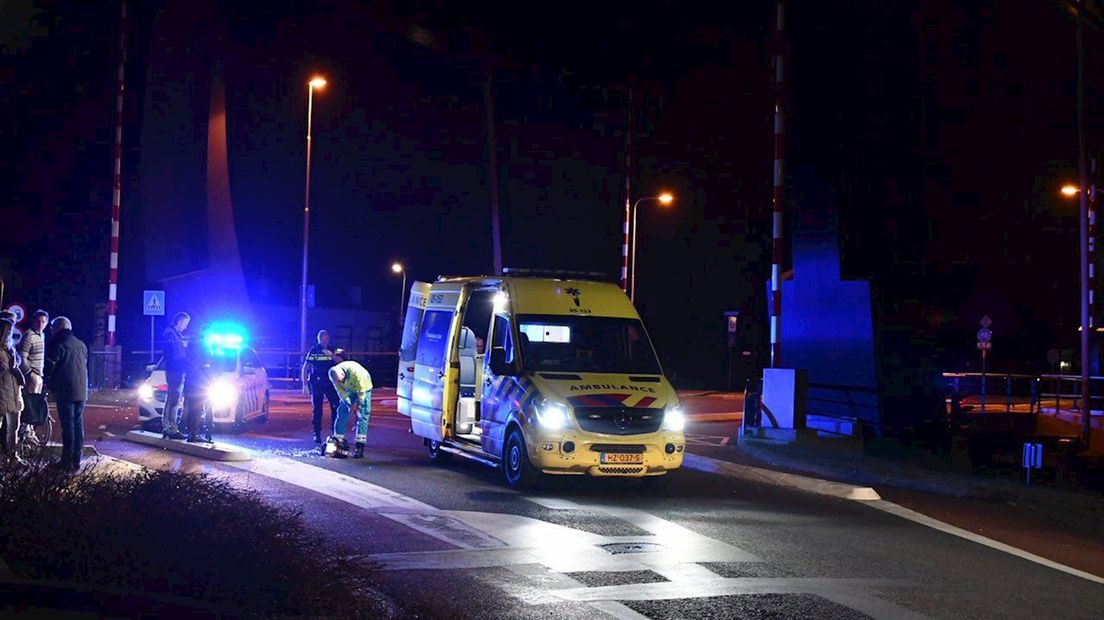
left=44, top=317, right=88, bottom=471
left=160, top=312, right=190, bottom=439
left=183, top=324, right=214, bottom=443
left=300, top=329, right=340, bottom=444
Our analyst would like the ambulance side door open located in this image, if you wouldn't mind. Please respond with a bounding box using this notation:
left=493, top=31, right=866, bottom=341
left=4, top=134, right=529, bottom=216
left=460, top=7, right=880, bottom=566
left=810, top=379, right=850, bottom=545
left=396, top=281, right=432, bottom=417
left=410, top=283, right=463, bottom=441
left=481, top=313, right=518, bottom=458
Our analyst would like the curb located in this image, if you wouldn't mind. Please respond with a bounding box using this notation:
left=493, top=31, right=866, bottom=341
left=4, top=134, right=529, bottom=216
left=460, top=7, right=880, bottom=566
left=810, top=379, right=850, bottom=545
left=123, top=431, right=252, bottom=462
left=682, top=453, right=881, bottom=501
left=735, top=443, right=985, bottom=499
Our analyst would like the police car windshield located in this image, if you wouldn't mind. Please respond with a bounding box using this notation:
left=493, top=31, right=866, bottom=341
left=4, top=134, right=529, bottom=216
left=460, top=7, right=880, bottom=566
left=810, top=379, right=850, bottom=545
left=517, top=315, right=661, bottom=375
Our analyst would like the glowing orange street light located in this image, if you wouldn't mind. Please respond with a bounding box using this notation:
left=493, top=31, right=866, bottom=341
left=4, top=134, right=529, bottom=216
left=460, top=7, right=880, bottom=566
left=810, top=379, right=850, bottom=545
left=1061, top=184, right=1080, bottom=197
left=309, top=77, right=327, bottom=89
left=630, top=192, right=676, bottom=302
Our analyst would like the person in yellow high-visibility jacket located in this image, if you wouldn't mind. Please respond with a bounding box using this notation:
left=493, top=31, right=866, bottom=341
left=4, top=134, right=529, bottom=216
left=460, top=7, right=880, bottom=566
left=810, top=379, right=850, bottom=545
left=327, top=353, right=373, bottom=459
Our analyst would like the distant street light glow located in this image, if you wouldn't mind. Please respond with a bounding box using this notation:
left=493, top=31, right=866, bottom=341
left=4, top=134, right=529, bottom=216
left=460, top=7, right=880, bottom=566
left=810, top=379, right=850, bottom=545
left=391, top=262, right=404, bottom=274
left=1061, top=184, right=1080, bottom=197
left=309, top=77, right=327, bottom=89
left=658, top=192, right=675, bottom=205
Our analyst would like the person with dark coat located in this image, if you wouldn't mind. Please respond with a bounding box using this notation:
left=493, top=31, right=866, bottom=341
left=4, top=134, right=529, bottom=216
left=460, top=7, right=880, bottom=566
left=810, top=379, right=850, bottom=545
left=301, top=329, right=340, bottom=444
left=160, top=311, right=190, bottom=439
left=182, top=324, right=215, bottom=443
left=44, top=317, right=88, bottom=471
left=0, top=319, right=26, bottom=464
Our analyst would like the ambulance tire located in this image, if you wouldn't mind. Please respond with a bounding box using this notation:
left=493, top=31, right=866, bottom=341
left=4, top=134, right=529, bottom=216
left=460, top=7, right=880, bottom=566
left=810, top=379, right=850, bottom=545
left=427, top=440, right=452, bottom=463
left=257, top=392, right=270, bottom=423
left=503, top=428, right=540, bottom=489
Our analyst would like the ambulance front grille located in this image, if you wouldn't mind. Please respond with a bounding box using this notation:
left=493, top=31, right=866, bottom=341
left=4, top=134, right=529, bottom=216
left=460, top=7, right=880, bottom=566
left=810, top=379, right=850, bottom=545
left=575, top=407, right=662, bottom=435
left=597, top=466, right=645, bottom=475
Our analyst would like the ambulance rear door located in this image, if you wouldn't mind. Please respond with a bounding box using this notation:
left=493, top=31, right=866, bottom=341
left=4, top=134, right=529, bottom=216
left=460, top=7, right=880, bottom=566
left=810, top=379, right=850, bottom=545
left=396, top=281, right=432, bottom=417
left=410, top=282, right=464, bottom=441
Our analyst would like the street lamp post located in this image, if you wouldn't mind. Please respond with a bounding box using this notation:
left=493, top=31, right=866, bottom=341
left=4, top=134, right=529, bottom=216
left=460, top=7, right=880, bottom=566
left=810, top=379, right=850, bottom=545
left=1063, top=181, right=1098, bottom=449
left=299, top=76, right=327, bottom=357
left=391, top=262, right=406, bottom=331
left=629, top=192, right=674, bottom=303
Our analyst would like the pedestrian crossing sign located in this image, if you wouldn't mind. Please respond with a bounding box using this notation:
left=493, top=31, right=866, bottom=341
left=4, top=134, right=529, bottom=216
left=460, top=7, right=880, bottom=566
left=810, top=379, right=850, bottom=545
left=143, top=290, right=166, bottom=316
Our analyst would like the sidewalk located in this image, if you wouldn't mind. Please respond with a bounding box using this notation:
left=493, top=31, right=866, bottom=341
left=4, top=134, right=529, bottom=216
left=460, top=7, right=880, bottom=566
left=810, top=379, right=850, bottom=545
left=687, top=430, right=1104, bottom=578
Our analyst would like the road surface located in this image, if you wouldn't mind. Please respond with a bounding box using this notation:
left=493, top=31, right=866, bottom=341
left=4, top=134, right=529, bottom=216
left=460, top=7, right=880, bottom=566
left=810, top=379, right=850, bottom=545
left=75, top=390, right=1104, bottom=619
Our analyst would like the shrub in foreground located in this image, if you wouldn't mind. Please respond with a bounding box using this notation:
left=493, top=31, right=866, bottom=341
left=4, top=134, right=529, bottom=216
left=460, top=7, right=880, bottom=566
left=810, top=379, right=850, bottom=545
left=0, top=455, right=392, bottom=617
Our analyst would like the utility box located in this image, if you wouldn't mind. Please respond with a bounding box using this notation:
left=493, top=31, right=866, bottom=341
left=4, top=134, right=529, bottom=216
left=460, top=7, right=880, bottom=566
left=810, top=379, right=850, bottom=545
left=761, top=368, right=808, bottom=429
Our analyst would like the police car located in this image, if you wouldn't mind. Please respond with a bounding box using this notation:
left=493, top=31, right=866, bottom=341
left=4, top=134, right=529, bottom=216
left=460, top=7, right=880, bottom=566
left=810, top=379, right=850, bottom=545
left=137, top=327, right=271, bottom=432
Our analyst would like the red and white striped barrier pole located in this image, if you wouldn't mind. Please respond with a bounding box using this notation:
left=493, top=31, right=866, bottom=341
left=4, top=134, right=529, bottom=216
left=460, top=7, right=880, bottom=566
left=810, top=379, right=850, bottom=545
left=106, top=0, right=127, bottom=347
left=621, top=87, right=633, bottom=293
left=769, top=0, right=786, bottom=368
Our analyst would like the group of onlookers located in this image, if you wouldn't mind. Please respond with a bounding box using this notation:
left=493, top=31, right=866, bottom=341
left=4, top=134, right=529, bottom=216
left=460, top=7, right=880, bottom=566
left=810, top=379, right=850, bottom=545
left=0, top=309, right=89, bottom=471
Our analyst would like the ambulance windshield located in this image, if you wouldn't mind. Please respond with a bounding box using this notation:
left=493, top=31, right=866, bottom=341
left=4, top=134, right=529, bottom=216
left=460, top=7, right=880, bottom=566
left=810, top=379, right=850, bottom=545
left=517, top=315, right=661, bottom=375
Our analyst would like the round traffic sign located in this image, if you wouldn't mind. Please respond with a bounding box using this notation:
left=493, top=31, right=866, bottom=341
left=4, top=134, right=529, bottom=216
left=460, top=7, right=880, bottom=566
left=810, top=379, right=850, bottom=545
left=5, top=304, right=25, bottom=325
left=977, top=328, right=992, bottom=343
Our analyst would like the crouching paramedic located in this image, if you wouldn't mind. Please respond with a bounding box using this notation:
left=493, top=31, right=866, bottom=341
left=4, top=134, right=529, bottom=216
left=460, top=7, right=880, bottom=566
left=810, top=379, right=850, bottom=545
left=327, top=352, right=373, bottom=459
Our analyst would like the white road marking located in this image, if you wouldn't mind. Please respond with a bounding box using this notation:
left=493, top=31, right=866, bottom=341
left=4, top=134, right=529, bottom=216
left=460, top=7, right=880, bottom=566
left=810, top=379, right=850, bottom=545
left=105, top=444, right=924, bottom=618
left=550, top=577, right=927, bottom=620
left=229, top=456, right=434, bottom=514
left=503, top=563, right=650, bottom=620
left=524, top=496, right=584, bottom=510
left=867, top=499, right=1104, bottom=585
left=379, top=513, right=506, bottom=550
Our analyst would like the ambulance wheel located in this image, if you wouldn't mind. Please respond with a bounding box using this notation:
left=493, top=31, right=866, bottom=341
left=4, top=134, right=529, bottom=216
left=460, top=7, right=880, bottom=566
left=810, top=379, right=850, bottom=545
left=427, top=440, right=452, bottom=463
left=503, top=429, right=540, bottom=489
left=257, top=392, right=270, bottom=423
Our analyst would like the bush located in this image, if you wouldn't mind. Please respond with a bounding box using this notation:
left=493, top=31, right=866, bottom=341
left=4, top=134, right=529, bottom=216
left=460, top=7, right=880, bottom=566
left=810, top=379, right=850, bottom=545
left=0, top=451, right=394, bottom=617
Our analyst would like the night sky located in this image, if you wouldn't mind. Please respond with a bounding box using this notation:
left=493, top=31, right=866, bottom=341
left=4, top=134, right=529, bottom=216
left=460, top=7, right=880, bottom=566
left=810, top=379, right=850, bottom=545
left=2, top=0, right=1102, bottom=386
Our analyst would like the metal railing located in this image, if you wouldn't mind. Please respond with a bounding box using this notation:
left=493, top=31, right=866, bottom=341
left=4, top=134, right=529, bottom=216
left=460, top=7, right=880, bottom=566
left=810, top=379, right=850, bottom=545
left=121, top=349, right=399, bottom=389
left=943, top=372, right=1104, bottom=416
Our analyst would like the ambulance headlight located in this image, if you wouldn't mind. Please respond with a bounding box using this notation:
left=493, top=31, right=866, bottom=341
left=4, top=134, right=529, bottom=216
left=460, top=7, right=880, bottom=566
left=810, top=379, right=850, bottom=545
left=207, top=379, right=237, bottom=410
left=138, top=384, right=155, bottom=401
left=663, top=405, right=686, bottom=432
left=536, top=402, right=569, bottom=430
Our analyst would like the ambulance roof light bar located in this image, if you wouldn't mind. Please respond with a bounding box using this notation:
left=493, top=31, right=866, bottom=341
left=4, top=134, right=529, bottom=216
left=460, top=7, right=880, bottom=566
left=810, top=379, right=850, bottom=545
left=501, top=268, right=608, bottom=281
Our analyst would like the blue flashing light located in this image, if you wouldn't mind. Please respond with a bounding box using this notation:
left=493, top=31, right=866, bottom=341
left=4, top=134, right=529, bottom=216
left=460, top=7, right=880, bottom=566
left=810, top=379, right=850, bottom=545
left=204, top=322, right=249, bottom=356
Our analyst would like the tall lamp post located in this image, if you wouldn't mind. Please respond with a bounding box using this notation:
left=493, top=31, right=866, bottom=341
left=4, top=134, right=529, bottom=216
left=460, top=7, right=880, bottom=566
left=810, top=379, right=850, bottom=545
left=630, top=192, right=674, bottom=303
left=1062, top=181, right=1098, bottom=449
left=299, top=76, right=327, bottom=356
left=391, top=262, right=407, bottom=338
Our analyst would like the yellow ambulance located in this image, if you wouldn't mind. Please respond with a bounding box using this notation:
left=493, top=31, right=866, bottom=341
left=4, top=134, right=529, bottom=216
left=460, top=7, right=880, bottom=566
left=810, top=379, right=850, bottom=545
left=396, top=273, right=685, bottom=488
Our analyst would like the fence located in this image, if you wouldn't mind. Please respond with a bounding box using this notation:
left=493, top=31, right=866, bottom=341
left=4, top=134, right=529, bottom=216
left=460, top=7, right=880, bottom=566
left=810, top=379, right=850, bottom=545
left=943, top=371, right=1104, bottom=415
left=120, top=349, right=400, bottom=389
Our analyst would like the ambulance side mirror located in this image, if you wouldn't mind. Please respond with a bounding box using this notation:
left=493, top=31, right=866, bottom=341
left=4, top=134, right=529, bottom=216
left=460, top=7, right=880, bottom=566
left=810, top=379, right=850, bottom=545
left=490, top=347, right=514, bottom=376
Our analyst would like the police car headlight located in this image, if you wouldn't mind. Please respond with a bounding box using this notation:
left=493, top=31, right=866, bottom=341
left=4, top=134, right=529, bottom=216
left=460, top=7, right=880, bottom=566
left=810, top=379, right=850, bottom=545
left=137, top=384, right=154, bottom=401
left=663, top=405, right=686, bottom=432
left=207, top=379, right=237, bottom=410
left=535, top=402, right=569, bottom=430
